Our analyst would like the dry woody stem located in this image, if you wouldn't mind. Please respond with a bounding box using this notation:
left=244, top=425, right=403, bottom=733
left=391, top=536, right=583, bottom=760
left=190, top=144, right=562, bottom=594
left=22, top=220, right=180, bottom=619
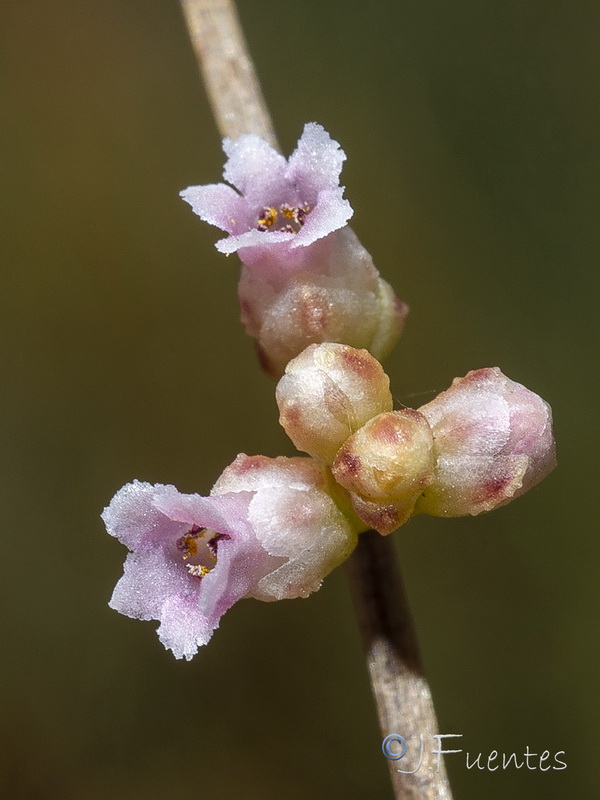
left=178, top=2, right=452, bottom=797
left=347, top=532, right=453, bottom=799
left=180, top=0, right=278, bottom=147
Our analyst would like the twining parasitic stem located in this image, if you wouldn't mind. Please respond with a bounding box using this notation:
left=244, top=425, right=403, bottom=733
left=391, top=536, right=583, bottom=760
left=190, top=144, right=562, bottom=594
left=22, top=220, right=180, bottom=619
left=347, top=532, right=453, bottom=799
left=178, top=2, right=453, bottom=797
left=180, top=0, right=278, bottom=148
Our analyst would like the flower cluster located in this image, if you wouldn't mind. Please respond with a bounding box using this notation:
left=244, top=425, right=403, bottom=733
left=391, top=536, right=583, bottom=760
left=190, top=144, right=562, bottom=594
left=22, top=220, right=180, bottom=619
left=277, top=344, right=556, bottom=534
left=104, top=124, right=556, bottom=659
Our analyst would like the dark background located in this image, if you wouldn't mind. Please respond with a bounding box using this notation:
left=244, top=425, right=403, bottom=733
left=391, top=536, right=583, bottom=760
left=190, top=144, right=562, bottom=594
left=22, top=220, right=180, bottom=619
left=1, top=1, right=598, bottom=797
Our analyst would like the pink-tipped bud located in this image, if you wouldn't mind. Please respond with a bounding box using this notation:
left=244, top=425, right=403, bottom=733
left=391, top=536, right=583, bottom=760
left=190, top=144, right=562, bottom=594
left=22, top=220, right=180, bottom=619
left=415, top=367, right=557, bottom=517
left=331, top=409, right=435, bottom=502
left=276, top=343, right=393, bottom=463
left=331, top=409, right=435, bottom=535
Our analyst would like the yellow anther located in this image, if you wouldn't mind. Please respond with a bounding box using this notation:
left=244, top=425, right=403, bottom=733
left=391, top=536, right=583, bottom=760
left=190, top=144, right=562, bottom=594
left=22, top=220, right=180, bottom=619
left=177, top=526, right=205, bottom=560
left=186, top=564, right=212, bottom=578
left=280, top=204, right=296, bottom=219
left=257, top=207, right=277, bottom=229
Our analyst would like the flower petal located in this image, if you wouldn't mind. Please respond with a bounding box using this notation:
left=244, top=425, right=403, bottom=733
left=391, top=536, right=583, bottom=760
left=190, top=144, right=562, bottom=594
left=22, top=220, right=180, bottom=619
left=152, top=490, right=255, bottom=540
left=157, top=595, right=212, bottom=660
left=215, top=227, right=295, bottom=255
left=179, top=183, right=250, bottom=234
left=156, top=530, right=277, bottom=659
left=286, top=123, right=347, bottom=201
left=222, top=134, right=289, bottom=206
left=102, top=480, right=183, bottom=550
left=291, top=188, right=353, bottom=249
left=109, top=546, right=194, bottom=623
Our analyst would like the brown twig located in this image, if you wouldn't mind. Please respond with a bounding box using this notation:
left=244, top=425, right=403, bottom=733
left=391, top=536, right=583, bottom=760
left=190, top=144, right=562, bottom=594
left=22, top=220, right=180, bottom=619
left=346, top=532, right=453, bottom=799
left=178, top=2, right=453, bottom=797
left=179, top=0, right=278, bottom=147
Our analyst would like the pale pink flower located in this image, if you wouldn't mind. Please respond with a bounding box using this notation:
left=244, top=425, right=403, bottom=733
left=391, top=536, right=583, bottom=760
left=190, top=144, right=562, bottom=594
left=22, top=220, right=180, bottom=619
left=180, top=124, right=408, bottom=377
left=103, top=456, right=357, bottom=659
left=180, top=122, right=353, bottom=266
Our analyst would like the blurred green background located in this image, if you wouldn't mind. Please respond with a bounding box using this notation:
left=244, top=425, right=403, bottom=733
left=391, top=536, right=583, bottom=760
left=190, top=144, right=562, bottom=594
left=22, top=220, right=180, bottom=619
left=1, top=1, right=598, bottom=797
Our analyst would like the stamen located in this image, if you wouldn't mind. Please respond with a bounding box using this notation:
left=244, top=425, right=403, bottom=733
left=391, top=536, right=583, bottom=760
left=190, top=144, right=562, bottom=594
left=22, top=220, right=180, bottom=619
left=178, top=531, right=230, bottom=579
left=186, top=563, right=212, bottom=578
left=280, top=203, right=296, bottom=220
left=296, top=205, right=309, bottom=226
left=256, top=203, right=311, bottom=233
left=257, top=206, right=277, bottom=231
left=176, top=525, right=206, bottom=559
left=207, top=532, right=231, bottom=556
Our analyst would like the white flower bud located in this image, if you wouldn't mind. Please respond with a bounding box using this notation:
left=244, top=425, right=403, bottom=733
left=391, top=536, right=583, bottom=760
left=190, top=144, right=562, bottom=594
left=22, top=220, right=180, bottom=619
left=415, top=368, right=557, bottom=517
left=276, top=343, right=393, bottom=463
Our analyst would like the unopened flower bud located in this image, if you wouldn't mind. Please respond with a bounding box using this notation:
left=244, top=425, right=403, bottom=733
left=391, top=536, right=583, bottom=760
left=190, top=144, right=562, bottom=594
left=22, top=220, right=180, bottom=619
left=276, top=343, right=393, bottom=463
left=332, top=409, right=435, bottom=502
left=238, top=227, right=408, bottom=377
left=415, top=367, right=556, bottom=517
